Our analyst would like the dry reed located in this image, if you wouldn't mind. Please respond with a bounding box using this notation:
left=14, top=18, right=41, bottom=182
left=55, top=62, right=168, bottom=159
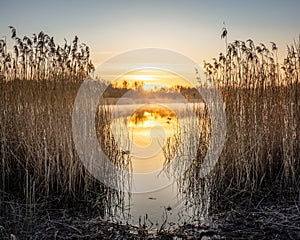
left=0, top=26, right=300, bottom=237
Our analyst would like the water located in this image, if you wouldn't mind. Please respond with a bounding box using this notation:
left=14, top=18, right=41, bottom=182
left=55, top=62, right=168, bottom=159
left=100, top=102, right=210, bottom=227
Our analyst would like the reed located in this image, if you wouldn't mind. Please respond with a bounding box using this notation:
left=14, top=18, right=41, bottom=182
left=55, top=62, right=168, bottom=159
left=0, top=26, right=94, bottom=81
left=0, top=28, right=129, bottom=228
left=162, top=37, right=300, bottom=213
left=203, top=37, right=300, bottom=208
left=1, top=26, right=300, bottom=236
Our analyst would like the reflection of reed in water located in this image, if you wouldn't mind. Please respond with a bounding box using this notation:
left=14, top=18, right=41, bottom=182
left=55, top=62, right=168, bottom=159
left=162, top=103, right=212, bottom=222
left=96, top=105, right=131, bottom=169
left=95, top=104, right=132, bottom=220
left=95, top=102, right=212, bottom=224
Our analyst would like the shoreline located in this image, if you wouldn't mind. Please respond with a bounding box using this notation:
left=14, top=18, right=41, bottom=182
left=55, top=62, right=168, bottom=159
left=1, top=199, right=299, bottom=239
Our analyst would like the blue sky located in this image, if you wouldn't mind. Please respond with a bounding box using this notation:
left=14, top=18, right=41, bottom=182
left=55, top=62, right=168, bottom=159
left=1, top=0, right=300, bottom=66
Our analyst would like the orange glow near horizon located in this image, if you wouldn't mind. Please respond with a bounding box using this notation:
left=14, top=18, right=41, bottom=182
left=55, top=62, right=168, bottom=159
left=113, top=69, right=193, bottom=90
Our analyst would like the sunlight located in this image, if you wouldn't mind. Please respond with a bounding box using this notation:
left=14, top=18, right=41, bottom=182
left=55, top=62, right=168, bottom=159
left=141, top=119, right=156, bottom=128
left=114, top=69, right=192, bottom=90
left=127, top=105, right=178, bottom=150
left=131, top=75, right=155, bottom=81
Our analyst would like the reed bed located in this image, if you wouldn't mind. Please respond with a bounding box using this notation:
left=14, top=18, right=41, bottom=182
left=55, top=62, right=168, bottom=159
left=0, top=80, right=129, bottom=214
left=0, top=28, right=129, bottom=237
left=0, top=26, right=300, bottom=237
left=204, top=37, right=300, bottom=208
left=162, top=37, right=300, bottom=214
left=0, top=26, right=94, bottom=81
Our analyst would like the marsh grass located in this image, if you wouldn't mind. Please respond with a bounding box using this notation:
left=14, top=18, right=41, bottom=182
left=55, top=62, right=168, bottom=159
left=204, top=38, right=300, bottom=209
left=161, top=37, right=300, bottom=216
left=0, top=27, right=300, bottom=237
left=0, top=80, right=119, bottom=202
left=0, top=80, right=132, bottom=239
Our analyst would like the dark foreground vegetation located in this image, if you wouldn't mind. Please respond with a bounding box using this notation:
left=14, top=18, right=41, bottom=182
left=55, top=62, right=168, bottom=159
left=0, top=27, right=300, bottom=239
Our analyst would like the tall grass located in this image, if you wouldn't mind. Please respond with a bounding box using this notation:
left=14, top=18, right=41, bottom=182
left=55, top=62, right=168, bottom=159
left=161, top=103, right=212, bottom=219
left=0, top=26, right=94, bottom=81
left=161, top=37, right=300, bottom=214
left=204, top=38, right=300, bottom=208
left=0, top=26, right=300, bottom=233
left=0, top=81, right=128, bottom=214
left=0, top=28, right=129, bottom=228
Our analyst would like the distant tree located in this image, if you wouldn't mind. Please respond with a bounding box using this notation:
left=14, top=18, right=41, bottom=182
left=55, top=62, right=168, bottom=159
left=122, top=80, right=129, bottom=89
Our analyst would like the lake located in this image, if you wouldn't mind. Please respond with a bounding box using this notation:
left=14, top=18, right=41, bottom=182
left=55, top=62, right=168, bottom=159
left=99, top=101, right=211, bottom=227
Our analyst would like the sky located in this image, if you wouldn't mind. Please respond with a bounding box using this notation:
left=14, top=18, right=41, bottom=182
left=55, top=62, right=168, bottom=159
left=1, top=0, right=300, bottom=68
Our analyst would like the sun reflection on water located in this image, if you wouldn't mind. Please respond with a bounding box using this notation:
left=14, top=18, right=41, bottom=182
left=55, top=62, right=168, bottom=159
left=125, top=104, right=179, bottom=173
left=128, top=105, right=177, bottom=145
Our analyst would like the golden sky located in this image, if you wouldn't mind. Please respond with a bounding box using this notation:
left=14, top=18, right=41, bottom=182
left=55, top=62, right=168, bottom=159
left=114, top=69, right=193, bottom=90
